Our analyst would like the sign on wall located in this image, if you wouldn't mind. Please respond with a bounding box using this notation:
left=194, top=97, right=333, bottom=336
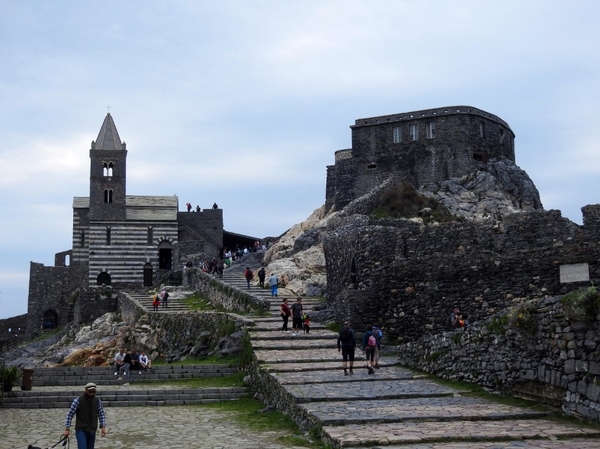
left=559, top=263, right=590, bottom=283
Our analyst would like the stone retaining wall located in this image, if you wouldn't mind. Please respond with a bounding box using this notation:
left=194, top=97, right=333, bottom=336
left=119, top=292, right=252, bottom=359
left=398, top=295, right=600, bottom=422
left=184, top=268, right=269, bottom=314
left=324, top=206, right=600, bottom=342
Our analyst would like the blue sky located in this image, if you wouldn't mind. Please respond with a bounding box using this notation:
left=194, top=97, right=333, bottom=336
left=1, top=0, right=599, bottom=319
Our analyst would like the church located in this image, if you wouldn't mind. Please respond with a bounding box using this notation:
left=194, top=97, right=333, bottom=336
left=24, top=113, right=229, bottom=336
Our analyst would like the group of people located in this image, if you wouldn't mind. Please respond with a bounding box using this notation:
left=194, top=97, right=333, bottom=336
left=113, top=348, right=153, bottom=384
left=279, top=298, right=310, bottom=335
left=151, top=290, right=169, bottom=311
left=337, top=322, right=382, bottom=375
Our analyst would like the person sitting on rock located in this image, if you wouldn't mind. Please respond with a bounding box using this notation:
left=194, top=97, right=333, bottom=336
left=113, top=349, right=125, bottom=377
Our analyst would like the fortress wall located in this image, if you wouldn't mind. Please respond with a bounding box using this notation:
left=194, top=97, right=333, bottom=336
left=25, top=262, right=83, bottom=337
left=324, top=208, right=599, bottom=342
left=177, top=209, right=223, bottom=264
left=398, top=296, right=600, bottom=423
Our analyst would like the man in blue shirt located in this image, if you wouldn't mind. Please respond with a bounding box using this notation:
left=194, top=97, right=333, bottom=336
left=63, top=382, right=107, bottom=448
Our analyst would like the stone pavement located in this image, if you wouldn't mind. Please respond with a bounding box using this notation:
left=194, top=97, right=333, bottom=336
left=0, top=406, right=309, bottom=449
left=241, top=274, right=600, bottom=448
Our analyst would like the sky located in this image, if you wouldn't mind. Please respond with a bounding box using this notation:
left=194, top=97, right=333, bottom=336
left=1, top=0, right=599, bottom=319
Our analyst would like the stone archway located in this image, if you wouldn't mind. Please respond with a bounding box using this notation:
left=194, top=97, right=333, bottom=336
left=97, top=271, right=112, bottom=285
left=158, top=240, right=173, bottom=270
left=42, top=309, right=59, bottom=329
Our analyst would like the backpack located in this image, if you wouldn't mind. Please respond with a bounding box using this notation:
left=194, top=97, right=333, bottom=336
left=339, top=327, right=352, bottom=343
left=367, top=334, right=377, bottom=347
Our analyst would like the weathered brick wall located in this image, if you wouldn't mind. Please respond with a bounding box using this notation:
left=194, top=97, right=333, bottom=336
left=177, top=209, right=223, bottom=265
left=324, top=208, right=600, bottom=342
left=74, top=287, right=119, bottom=324
left=398, top=296, right=600, bottom=422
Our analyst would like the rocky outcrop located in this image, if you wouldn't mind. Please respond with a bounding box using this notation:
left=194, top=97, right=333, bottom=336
left=421, top=159, right=543, bottom=220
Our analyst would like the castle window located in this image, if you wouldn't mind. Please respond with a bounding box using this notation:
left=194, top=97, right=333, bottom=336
left=392, top=127, right=402, bottom=143
left=106, top=227, right=111, bottom=245
left=104, top=189, right=113, bottom=203
left=499, top=128, right=506, bottom=144
left=479, top=121, right=485, bottom=138
left=426, top=122, right=436, bottom=139
left=409, top=124, right=419, bottom=141
left=147, top=227, right=153, bottom=245
left=367, top=162, right=377, bottom=169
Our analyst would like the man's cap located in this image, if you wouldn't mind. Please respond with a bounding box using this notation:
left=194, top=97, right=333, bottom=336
left=84, top=382, right=97, bottom=391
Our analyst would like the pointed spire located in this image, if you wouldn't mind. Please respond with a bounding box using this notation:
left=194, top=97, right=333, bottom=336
left=93, top=113, right=124, bottom=151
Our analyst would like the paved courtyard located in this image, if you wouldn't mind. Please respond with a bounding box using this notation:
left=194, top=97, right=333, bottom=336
left=0, top=405, right=308, bottom=449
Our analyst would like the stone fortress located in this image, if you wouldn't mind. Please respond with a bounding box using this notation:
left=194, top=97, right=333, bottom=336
left=320, top=105, right=598, bottom=340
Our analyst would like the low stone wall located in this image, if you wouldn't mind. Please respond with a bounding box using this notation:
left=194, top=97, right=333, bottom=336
left=249, top=363, right=317, bottom=431
left=398, top=295, right=600, bottom=422
left=184, top=268, right=270, bottom=314
left=118, top=291, right=255, bottom=360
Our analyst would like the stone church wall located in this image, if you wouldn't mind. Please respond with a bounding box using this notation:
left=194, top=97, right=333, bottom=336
left=323, top=206, right=600, bottom=342
left=398, top=295, right=600, bottom=423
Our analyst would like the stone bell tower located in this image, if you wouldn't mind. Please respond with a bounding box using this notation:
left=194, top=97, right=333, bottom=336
left=88, top=113, right=127, bottom=221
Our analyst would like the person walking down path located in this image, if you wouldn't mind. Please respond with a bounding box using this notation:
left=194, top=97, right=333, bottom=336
left=290, top=298, right=303, bottom=336
left=152, top=293, right=160, bottom=312
left=372, top=325, right=383, bottom=369
left=337, top=321, right=356, bottom=375
left=362, top=325, right=381, bottom=375
left=244, top=267, right=254, bottom=289
left=269, top=273, right=279, bottom=297
left=161, top=290, right=169, bottom=308
left=63, top=382, right=107, bottom=448
left=280, top=298, right=291, bottom=333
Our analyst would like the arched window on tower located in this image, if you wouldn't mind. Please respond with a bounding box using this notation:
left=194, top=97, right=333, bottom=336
left=102, top=162, right=114, bottom=177
left=104, top=189, right=113, bottom=203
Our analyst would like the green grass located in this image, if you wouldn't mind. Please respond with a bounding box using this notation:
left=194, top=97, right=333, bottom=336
left=184, top=292, right=225, bottom=311
left=201, top=397, right=328, bottom=448
left=151, top=353, right=242, bottom=366
left=135, top=371, right=246, bottom=388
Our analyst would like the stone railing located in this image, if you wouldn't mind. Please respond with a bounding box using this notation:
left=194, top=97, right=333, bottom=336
left=398, top=295, right=600, bottom=422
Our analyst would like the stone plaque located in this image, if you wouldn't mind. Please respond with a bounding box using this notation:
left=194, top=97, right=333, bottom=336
left=559, top=263, right=590, bottom=283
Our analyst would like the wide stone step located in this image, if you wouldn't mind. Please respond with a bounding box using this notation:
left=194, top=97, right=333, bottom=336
left=270, top=365, right=419, bottom=384
left=302, top=396, right=550, bottom=426
left=249, top=329, right=336, bottom=339
left=251, top=339, right=337, bottom=350
left=321, top=419, right=600, bottom=448
left=254, top=348, right=342, bottom=364
left=2, top=387, right=248, bottom=409
left=351, top=441, right=600, bottom=449
left=284, top=378, right=455, bottom=403
left=260, top=357, right=399, bottom=372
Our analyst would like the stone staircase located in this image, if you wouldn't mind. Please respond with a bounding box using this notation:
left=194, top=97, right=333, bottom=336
left=229, top=267, right=600, bottom=448
left=129, top=291, right=191, bottom=313
left=1, top=365, right=246, bottom=409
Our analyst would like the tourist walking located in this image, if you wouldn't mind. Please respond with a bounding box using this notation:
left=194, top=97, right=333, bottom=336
left=280, top=298, right=291, bottom=333
left=258, top=267, right=266, bottom=288
left=152, top=294, right=160, bottom=311
left=269, top=273, right=279, bottom=297
left=362, top=325, right=381, bottom=374
left=337, top=321, right=356, bottom=375
left=161, top=290, right=169, bottom=308
left=291, top=298, right=303, bottom=336
left=244, top=267, right=253, bottom=289
left=63, top=382, right=107, bottom=448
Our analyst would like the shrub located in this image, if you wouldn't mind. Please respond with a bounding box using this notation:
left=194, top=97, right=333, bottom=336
left=507, top=301, right=537, bottom=335
left=372, top=183, right=456, bottom=223
left=561, top=287, right=600, bottom=323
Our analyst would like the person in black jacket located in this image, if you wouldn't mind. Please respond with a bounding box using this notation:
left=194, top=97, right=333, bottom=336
left=337, top=321, right=356, bottom=375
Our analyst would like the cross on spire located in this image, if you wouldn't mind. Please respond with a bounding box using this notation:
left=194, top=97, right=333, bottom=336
left=107, top=105, right=111, bottom=113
